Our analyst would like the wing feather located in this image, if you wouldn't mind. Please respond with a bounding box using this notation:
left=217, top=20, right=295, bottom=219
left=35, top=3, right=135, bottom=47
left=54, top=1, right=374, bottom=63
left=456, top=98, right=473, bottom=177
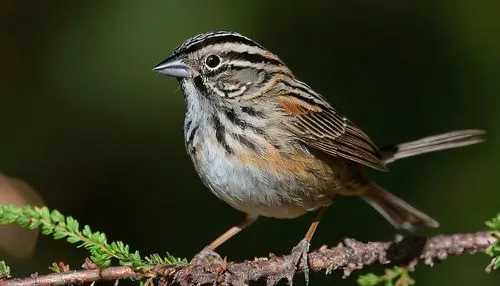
left=276, top=92, right=387, bottom=171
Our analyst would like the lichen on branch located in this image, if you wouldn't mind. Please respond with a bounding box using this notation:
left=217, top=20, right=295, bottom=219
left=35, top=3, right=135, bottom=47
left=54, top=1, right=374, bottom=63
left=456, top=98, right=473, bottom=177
left=0, top=205, right=498, bottom=286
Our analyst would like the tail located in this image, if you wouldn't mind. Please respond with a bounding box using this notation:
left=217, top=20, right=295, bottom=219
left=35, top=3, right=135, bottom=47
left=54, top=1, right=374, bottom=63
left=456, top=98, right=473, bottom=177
left=361, top=181, right=439, bottom=230
left=380, top=129, right=485, bottom=164
left=361, top=129, right=483, bottom=229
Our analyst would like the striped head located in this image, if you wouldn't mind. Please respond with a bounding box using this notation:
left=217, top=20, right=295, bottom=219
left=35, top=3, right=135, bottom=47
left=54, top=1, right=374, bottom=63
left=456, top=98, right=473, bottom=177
left=152, top=31, right=291, bottom=101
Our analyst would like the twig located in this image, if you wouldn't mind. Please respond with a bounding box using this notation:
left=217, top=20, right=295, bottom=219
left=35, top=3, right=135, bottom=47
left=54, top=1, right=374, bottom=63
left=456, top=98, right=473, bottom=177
left=0, top=267, right=141, bottom=286
left=0, top=231, right=495, bottom=286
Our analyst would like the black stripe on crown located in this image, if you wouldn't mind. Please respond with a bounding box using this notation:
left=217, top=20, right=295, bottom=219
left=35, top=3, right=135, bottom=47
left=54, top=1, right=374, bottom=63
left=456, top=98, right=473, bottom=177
left=173, top=31, right=264, bottom=55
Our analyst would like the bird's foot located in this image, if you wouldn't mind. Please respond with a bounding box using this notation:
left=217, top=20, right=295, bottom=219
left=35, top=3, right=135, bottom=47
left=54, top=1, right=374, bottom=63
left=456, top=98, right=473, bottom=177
left=190, top=246, right=223, bottom=266
left=270, top=239, right=310, bottom=286
left=291, top=239, right=311, bottom=284
left=175, top=247, right=226, bottom=285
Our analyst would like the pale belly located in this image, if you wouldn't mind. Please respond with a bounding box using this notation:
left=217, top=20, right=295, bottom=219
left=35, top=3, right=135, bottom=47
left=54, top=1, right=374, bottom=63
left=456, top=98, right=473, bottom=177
left=189, top=134, right=338, bottom=219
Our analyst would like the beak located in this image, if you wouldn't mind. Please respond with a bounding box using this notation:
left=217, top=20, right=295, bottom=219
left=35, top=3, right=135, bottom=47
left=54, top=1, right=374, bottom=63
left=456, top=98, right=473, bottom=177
left=152, top=55, right=192, bottom=78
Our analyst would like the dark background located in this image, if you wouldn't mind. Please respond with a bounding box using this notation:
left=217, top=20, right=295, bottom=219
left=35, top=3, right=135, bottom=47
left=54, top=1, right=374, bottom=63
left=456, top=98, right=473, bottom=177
left=1, top=1, right=499, bottom=285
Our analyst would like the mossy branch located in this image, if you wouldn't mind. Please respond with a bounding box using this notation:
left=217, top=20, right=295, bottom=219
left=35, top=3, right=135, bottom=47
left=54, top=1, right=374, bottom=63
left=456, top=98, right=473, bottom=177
left=0, top=205, right=498, bottom=286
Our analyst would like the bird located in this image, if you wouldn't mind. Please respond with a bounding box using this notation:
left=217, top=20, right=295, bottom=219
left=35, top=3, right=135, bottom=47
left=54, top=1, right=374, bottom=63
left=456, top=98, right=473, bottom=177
left=152, top=31, right=484, bottom=280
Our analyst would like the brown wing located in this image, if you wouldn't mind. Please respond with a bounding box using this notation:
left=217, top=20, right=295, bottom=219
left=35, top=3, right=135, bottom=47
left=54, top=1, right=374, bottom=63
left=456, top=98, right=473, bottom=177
left=276, top=93, right=388, bottom=171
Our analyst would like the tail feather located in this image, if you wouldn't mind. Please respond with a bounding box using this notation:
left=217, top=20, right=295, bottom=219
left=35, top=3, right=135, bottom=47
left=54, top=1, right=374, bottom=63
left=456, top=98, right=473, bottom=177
left=359, top=129, right=484, bottom=229
left=380, top=129, right=485, bottom=164
left=361, top=182, right=439, bottom=230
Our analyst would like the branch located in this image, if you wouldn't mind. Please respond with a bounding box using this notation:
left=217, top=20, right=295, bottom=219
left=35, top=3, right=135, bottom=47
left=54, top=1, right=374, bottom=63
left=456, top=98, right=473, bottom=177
left=0, top=231, right=495, bottom=286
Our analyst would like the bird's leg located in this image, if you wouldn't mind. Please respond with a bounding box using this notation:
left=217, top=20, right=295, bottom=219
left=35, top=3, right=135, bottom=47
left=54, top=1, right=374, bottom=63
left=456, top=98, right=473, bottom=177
left=208, top=215, right=258, bottom=250
left=177, top=216, right=258, bottom=284
left=288, top=206, right=328, bottom=285
left=191, top=215, right=258, bottom=265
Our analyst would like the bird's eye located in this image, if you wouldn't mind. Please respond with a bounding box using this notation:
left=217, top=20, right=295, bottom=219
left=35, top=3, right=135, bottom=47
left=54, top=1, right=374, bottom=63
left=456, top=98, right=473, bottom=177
left=205, top=54, right=221, bottom=69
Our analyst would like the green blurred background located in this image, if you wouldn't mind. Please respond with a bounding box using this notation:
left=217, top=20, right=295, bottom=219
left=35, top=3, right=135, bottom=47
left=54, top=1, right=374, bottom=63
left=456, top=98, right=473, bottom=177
left=1, top=0, right=499, bottom=285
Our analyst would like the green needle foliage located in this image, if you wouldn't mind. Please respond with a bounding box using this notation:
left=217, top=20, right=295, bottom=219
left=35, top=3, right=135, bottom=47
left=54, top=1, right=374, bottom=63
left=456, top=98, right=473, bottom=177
left=0, top=261, right=11, bottom=279
left=0, top=205, right=187, bottom=269
left=485, top=213, right=500, bottom=272
left=357, top=266, right=415, bottom=286
left=48, top=262, right=63, bottom=273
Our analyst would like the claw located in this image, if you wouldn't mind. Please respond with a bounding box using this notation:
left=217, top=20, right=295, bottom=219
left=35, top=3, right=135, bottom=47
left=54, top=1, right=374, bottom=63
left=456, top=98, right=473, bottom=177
left=291, top=239, right=311, bottom=285
left=190, top=246, right=222, bottom=265
left=175, top=247, right=224, bottom=285
left=266, top=239, right=312, bottom=285
left=274, top=239, right=311, bottom=285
